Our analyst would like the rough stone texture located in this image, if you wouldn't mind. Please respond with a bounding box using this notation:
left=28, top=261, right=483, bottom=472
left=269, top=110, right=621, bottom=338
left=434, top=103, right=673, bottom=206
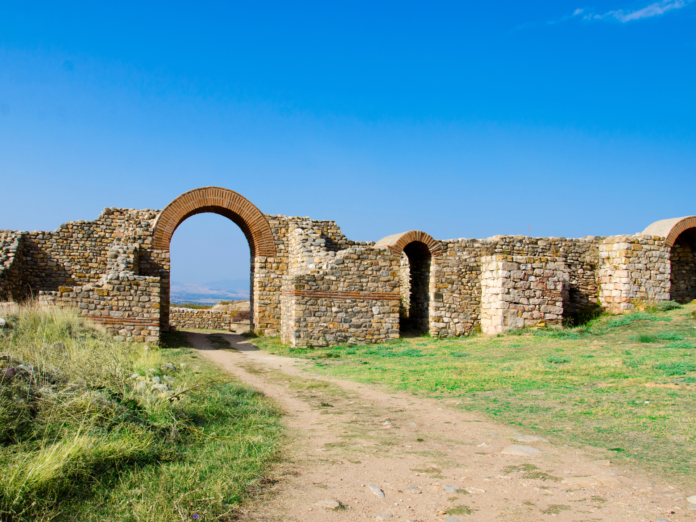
left=0, top=187, right=693, bottom=346
left=480, top=255, right=568, bottom=335
left=598, top=235, right=670, bottom=313
left=169, top=307, right=247, bottom=331
left=0, top=230, right=25, bottom=301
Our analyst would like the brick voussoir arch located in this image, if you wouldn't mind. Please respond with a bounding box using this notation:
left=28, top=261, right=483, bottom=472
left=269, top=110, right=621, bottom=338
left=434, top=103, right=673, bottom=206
left=152, top=187, right=277, bottom=257
left=374, top=230, right=442, bottom=257
left=642, top=216, right=696, bottom=248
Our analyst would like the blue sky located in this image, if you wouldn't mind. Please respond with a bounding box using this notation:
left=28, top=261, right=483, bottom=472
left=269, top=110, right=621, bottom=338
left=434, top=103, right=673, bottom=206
left=1, top=1, right=695, bottom=286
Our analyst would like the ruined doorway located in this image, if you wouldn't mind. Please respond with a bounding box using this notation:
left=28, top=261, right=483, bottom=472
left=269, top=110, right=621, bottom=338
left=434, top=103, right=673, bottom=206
left=151, top=187, right=277, bottom=334
left=399, top=241, right=432, bottom=334
left=670, top=228, right=696, bottom=303
left=169, top=213, right=252, bottom=333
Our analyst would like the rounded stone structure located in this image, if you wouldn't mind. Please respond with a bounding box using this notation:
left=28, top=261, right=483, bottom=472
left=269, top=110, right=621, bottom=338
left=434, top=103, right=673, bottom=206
left=642, top=216, right=696, bottom=247
left=374, top=230, right=442, bottom=257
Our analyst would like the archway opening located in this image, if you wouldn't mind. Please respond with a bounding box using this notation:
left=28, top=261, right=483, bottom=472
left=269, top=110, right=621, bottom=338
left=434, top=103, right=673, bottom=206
left=169, top=213, right=252, bottom=333
left=399, top=241, right=431, bottom=335
left=670, top=228, right=696, bottom=304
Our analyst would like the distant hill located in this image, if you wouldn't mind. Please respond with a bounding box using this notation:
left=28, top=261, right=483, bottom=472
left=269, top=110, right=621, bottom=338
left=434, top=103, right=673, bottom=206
left=171, top=279, right=249, bottom=305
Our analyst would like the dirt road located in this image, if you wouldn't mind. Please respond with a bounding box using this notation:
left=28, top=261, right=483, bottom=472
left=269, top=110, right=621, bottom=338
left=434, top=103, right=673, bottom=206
left=187, top=332, right=693, bottom=522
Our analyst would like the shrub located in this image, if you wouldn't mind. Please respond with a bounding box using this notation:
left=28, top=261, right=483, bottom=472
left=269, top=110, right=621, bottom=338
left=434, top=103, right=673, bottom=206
left=647, top=301, right=683, bottom=312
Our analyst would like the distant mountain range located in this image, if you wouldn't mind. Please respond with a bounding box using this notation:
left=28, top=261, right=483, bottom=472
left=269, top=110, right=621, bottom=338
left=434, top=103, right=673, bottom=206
left=171, top=279, right=249, bottom=305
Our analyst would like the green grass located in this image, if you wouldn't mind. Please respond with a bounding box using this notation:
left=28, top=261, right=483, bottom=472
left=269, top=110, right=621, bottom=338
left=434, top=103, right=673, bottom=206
left=252, top=302, right=696, bottom=482
left=0, top=305, right=282, bottom=521
left=171, top=302, right=213, bottom=309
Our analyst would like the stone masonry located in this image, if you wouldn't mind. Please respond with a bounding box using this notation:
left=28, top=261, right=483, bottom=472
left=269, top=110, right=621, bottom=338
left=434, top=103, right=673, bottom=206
left=0, top=187, right=694, bottom=346
left=480, top=255, right=568, bottom=335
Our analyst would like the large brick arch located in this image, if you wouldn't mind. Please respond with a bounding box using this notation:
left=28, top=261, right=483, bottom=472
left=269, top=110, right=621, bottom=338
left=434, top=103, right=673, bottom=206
left=152, top=187, right=276, bottom=257
left=643, top=216, right=696, bottom=248
left=374, top=230, right=443, bottom=257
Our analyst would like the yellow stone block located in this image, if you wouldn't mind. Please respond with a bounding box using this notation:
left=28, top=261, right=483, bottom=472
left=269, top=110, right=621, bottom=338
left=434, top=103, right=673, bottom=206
left=58, top=286, right=72, bottom=293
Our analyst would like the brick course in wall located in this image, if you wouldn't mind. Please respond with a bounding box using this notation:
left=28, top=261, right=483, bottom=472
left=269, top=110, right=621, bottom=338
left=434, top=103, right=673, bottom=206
left=1, top=187, right=694, bottom=345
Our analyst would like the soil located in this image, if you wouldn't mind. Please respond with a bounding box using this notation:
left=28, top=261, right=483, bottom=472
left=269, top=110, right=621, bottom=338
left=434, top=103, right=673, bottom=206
left=186, top=331, right=694, bottom=522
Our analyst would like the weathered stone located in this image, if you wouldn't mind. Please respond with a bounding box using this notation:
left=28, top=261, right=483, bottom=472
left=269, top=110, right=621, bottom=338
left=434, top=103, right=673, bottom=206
left=501, top=445, right=541, bottom=456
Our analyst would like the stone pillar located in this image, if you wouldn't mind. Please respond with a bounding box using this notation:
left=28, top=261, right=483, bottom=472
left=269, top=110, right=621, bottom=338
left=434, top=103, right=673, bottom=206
left=598, top=235, right=670, bottom=313
left=480, top=255, right=568, bottom=335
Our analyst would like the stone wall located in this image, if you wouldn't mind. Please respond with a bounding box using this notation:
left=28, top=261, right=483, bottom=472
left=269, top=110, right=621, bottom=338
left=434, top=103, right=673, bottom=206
left=280, top=221, right=400, bottom=347
left=480, top=255, right=568, bottom=335
left=598, top=235, right=670, bottom=313
left=431, top=235, right=600, bottom=337
left=0, top=230, right=25, bottom=301
left=0, top=187, right=692, bottom=346
left=169, top=307, right=243, bottom=331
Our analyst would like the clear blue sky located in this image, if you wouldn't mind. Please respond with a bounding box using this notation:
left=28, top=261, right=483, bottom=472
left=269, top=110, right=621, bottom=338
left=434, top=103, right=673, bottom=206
left=1, top=1, right=695, bottom=285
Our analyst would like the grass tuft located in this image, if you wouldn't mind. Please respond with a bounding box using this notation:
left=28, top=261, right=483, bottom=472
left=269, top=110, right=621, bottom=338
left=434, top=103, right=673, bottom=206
left=0, top=304, right=281, bottom=521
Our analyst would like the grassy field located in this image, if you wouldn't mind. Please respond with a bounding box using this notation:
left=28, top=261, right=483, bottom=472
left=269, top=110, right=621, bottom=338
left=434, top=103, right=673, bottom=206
left=252, top=301, right=696, bottom=482
left=0, top=306, right=282, bottom=522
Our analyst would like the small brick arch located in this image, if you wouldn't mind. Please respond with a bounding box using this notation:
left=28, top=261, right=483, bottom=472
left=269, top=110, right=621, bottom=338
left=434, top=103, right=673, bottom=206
left=642, top=216, right=696, bottom=248
left=374, top=230, right=443, bottom=257
left=152, top=187, right=276, bottom=257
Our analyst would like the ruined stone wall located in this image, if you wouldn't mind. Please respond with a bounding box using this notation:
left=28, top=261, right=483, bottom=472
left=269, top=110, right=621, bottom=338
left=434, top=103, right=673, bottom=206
left=431, top=235, right=600, bottom=337
left=18, top=209, right=158, bottom=294
left=280, top=221, right=400, bottom=347
left=480, top=255, right=568, bottom=335
left=1, top=190, right=691, bottom=346
left=0, top=230, right=25, bottom=301
left=598, top=235, right=671, bottom=313
left=169, top=308, right=236, bottom=330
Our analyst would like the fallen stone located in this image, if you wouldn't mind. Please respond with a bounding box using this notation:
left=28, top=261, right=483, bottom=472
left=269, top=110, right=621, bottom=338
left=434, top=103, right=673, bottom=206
left=375, top=514, right=392, bottom=521
left=501, top=445, right=541, bottom=456
left=406, top=486, right=421, bottom=494
left=0, top=318, right=5, bottom=328
left=445, top=517, right=462, bottom=522
left=151, top=376, right=161, bottom=384
left=129, top=373, right=140, bottom=380
left=135, top=381, right=147, bottom=392
left=409, top=422, right=417, bottom=427
left=686, top=495, right=696, bottom=504
left=314, top=500, right=341, bottom=510
left=442, top=484, right=460, bottom=493
left=656, top=518, right=670, bottom=522
left=511, top=435, right=549, bottom=443
left=368, top=485, right=385, bottom=498
left=161, top=362, right=176, bottom=372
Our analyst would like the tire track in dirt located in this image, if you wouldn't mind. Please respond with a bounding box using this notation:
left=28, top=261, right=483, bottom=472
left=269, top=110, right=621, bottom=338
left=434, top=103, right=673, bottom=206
left=187, top=331, right=692, bottom=522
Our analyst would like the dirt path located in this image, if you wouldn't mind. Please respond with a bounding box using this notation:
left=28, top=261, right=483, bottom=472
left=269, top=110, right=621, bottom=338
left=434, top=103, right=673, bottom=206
left=187, top=332, right=692, bottom=522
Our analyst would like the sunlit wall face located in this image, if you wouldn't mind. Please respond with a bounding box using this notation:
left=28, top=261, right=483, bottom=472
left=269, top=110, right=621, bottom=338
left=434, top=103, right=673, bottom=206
left=169, top=213, right=251, bottom=304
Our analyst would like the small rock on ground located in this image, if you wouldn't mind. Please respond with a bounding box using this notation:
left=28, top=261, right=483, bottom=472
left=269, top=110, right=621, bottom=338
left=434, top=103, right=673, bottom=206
left=406, top=486, right=421, bottom=494
left=375, top=514, right=392, bottom=520
left=368, top=485, right=385, bottom=498
left=442, top=485, right=460, bottom=493
left=315, top=500, right=341, bottom=510
left=511, top=435, right=549, bottom=443
left=501, top=445, right=541, bottom=456
left=444, top=517, right=461, bottom=522
left=687, top=495, right=696, bottom=504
